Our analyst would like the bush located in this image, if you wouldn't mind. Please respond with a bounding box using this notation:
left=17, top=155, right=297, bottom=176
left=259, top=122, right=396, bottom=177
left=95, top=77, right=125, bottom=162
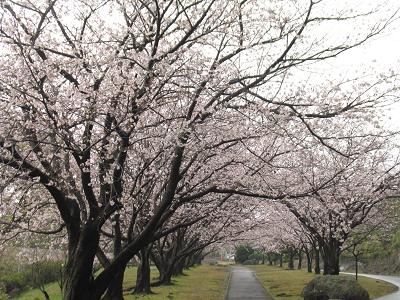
left=0, top=256, right=19, bottom=280
left=0, top=283, right=7, bottom=300
left=1, top=272, right=30, bottom=293
left=249, top=252, right=263, bottom=262
left=0, top=260, right=62, bottom=295
left=235, top=245, right=255, bottom=264
left=30, top=260, right=62, bottom=288
left=302, top=275, right=369, bottom=300
left=0, top=290, right=7, bottom=300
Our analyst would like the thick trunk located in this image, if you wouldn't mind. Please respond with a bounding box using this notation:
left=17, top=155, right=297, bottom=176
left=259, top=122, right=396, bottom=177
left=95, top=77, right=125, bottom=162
left=186, top=251, right=202, bottom=268
left=279, top=253, right=283, bottom=268
left=63, top=224, right=100, bottom=300
left=158, top=263, right=174, bottom=285
left=151, top=250, right=174, bottom=286
left=185, top=255, right=194, bottom=269
left=101, top=266, right=125, bottom=300
left=306, top=252, right=312, bottom=273
left=314, top=248, right=320, bottom=274
left=93, top=145, right=185, bottom=297
left=151, top=251, right=175, bottom=286
left=173, top=258, right=185, bottom=276
left=288, top=249, right=294, bottom=270
left=195, top=252, right=203, bottom=265
left=134, top=247, right=152, bottom=294
left=297, top=251, right=302, bottom=269
left=321, top=242, right=340, bottom=275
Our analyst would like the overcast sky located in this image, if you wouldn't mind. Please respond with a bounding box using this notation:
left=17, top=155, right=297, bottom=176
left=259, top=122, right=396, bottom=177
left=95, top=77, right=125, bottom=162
left=296, top=0, right=400, bottom=130
left=324, top=3, right=400, bottom=130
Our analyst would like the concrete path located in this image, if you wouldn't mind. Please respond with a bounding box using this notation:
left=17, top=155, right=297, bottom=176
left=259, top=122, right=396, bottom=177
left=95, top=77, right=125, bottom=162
left=226, top=266, right=273, bottom=300
left=342, top=272, right=400, bottom=300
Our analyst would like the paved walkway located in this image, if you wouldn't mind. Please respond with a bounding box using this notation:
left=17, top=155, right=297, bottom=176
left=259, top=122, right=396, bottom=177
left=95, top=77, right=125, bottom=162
left=342, top=272, right=400, bottom=300
left=226, top=266, right=273, bottom=300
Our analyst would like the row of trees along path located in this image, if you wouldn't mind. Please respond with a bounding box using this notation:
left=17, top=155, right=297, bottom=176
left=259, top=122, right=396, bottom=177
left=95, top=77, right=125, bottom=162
left=0, top=1, right=399, bottom=299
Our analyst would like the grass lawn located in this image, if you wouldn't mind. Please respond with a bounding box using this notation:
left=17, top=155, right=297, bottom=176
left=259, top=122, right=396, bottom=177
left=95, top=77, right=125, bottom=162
left=125, top=264, right=229, bottom=300
left=249, top=265, right=399, bottom=300
left=13, top=264, right=229, bottom=300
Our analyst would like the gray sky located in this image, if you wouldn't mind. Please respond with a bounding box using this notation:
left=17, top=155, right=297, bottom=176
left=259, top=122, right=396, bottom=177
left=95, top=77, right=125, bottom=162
left=305, top=2, right=400, bottom=131
left=330, top=8, right=400, bottom=130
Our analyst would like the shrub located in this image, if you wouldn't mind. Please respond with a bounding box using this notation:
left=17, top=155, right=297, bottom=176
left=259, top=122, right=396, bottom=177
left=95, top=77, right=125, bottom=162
left=248, top=252, right=264, bottom=262
left=0, top=283, right=7, bottom=300
left=0, top=255, right=19, bottom=279
left=0, top=290, right=7, bottom=300
left=30, top=260, right=63, bottom=288
left=302, top=275, right=369, bottom=300
left=1, top=272, right=30, bottom=293
left=235, top=245, right=255, bottom=264
left=0, top=260, right=63, bottom=295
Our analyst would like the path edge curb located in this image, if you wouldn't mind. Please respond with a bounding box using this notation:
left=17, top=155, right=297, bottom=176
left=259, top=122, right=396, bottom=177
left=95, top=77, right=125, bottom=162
left=253, top=270, right=275, bottom=300
left=224, top=265, right=233, bottom=300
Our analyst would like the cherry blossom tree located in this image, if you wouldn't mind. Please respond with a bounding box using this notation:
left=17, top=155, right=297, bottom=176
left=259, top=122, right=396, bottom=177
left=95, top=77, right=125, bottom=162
left=0, top=0, right=398, bottom=299
left=279, top=137, right=400, bottom=275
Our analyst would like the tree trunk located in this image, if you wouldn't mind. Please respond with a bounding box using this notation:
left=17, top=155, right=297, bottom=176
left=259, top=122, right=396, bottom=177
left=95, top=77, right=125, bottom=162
left=39, top=285, right=50, bottom=300
left=279, top=253, right=283, bottom=268
left=355, top=255, right=359, bottom=281
left=306, top=251, right=312, bottom=273
left=288, top=249, right=294, bottom=270
left=185, top=255, right=194, bottom=269
left=321, top=242, right=340, bottom=275
left=194, top=252, right=202, bottom=265
left=63, top=224, right=100, bottom=300
left=158, top=262, right=174, bottom=285
left=314, top=247, right=320, bottom=274
left=102, top=214, right=126, bottom=300
left=173, top=258, right=185, bottom=276
left=151, top=249, right=175, bottom=286
left=134, top=247, right=152, bottom=294
left=297, top=251, right=302, bottom=269
left=102, top=266, right=125, bottom=300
